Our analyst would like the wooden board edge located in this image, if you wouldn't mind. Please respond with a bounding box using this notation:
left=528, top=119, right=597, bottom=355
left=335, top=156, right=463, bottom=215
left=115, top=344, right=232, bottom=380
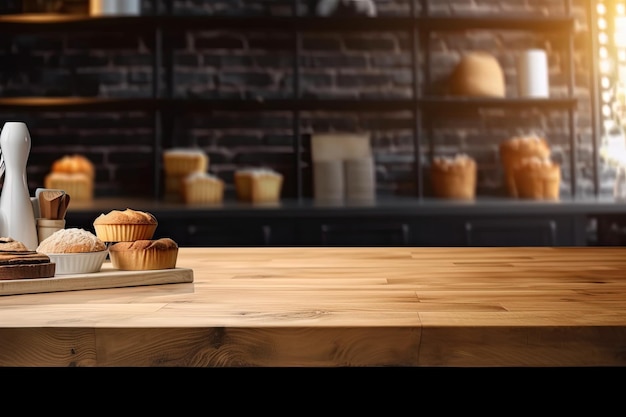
left=0, top=267, right=194, bottom=296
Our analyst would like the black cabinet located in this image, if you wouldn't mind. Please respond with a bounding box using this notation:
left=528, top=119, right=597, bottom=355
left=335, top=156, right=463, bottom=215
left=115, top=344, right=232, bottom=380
left=412, top=216, right=587, bottom=247
left=465, top=218, right=557, bottom=246
left=298, top=220, right=412, bottom=246
left=161, top=214, right=587, bottom=247
left=155, top=218, right=296, bottom=247
left=65, top=198, right=593, bottom=247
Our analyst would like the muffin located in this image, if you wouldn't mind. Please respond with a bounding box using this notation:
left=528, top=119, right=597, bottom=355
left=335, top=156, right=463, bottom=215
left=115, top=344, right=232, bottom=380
left=109, top=238, right=179, bottom=271
left=44, top=172, right=93, bottom=201
left=36, top=228, right=107, bottom=275
left=93, top=208, right=158, bottom=242
left=500, top=135, right=551, bottom=197
left=50, top=154, right=95, bottom=179
left=44, top=154, right=95, bottom=201
left=513, top=157, right=561, bottom=200
left=182, top=172, right=224, bottom=204
left=235, top=168, right=284, bottom=203
left=430, top=154, right=477, bottom=200
left=163, top=148, right=209, bottom=176
left=163, top=148, right=209, bottom=197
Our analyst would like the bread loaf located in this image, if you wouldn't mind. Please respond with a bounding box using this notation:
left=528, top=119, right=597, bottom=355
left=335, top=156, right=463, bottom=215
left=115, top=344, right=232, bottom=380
left=449, top=52, right=506, bottom=97
left=36, top=228, right=106, bottom=254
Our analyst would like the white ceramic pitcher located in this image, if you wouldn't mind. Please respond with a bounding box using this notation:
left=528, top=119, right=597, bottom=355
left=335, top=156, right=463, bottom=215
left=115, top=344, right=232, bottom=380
left=0, top=122, right=39, bottom=250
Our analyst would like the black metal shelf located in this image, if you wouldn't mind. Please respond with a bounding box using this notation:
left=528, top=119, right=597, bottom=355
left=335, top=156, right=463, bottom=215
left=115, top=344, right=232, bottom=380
left=0, top=97, right=578, bottom=113
left=420, top=97, right=578, bottom=112
left=419, top=15, right=575, bottom=32
left=0, top=14, right=575, bottom=34
left=0, top=0, right=583, bottom=201
left=0, top=97, right=158, bottom=112
left=0, top=14, right=156, bottom=33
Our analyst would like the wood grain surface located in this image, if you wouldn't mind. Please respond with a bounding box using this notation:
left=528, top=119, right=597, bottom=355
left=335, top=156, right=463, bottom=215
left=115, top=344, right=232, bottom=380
left=0, top=246, right=625, bottom=367
left=0, top=264, right=193, bottom=295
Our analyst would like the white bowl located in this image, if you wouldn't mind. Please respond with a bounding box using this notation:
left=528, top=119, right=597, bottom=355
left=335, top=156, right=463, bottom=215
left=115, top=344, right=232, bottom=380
left=46, top=250, right=109, bottom=275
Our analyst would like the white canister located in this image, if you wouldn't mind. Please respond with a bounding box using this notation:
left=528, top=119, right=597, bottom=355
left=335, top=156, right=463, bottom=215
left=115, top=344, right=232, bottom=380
left=517, top=49, right=550, bottom=98
left=119, top=0, right=141, bottom=15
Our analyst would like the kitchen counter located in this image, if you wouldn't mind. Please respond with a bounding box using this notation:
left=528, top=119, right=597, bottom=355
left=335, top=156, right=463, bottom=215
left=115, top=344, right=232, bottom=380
left=66, top=195, right=626, bottom=217
left=63, top=196, right=626, bottom=247
left=1, top=246, right=625, bottom=367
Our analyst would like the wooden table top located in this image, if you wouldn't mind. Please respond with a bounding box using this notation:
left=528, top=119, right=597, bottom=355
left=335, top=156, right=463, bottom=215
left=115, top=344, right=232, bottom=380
left=1, top=246, right=626, bottom=367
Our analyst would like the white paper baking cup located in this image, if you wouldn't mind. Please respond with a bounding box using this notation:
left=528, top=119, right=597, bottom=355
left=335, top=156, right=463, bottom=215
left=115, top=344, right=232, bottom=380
left=46, top=250, right=109, bottom=275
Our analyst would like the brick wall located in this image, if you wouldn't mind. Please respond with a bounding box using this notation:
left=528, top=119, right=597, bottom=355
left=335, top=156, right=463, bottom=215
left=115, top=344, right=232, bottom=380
left=0, top=0, right=607, bottom=199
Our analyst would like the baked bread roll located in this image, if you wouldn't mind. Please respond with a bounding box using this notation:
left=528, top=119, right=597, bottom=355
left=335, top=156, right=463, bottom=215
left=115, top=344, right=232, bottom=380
left=45, top=154, right=95, bottom=201
left=182, top=172, right=224, bottom=204
left=93, top=208, right=158, bottom=242
left=51, top=154, right=95, bottom=179
left=513, top=157, right=561, bottom=200
left=430, top=154, right=477, bottom=200
left=500, top=135, right=551, bottom=197
left=235, top=168, right=283, bottom=203
left=449, top=52, right=506, bottom=97
left=0, top=237, right=29, bottom=252
left=109, top=238, right=178, bottom=271
left=36, top=228, right=106, bottom=253
left=36, top=228, right=108, bottom=275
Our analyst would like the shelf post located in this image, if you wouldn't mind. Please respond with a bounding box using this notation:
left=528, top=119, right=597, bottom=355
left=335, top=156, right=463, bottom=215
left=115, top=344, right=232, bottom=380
left=292, top=0, right=303, bottom=200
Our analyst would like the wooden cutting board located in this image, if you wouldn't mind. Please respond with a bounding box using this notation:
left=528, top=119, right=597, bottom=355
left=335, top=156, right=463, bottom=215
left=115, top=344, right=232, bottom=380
left=0, top=262, right=194, bottom=296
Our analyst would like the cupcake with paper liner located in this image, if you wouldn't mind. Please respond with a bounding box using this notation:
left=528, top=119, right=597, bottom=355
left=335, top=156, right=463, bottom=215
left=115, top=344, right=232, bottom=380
left=109, top=238, right=178, bottom=271
left=182, top=172, right=224, bottom=204
left=512, top=157, right=561, bottom=200
left=93, top=208, right=158, bottom=242
left=499, top=134, right=551, bottom=197
left=430, top=154, right=477, bottom=200
left=234, top=167, right=284, bottom=203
